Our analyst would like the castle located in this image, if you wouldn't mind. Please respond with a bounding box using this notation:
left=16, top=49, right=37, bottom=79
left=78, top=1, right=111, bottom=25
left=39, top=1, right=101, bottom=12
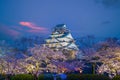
left=44, top=24, right=78, bottom=52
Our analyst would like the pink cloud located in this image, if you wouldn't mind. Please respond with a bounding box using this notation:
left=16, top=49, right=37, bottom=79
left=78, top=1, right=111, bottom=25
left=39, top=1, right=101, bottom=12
left=0, top=24, right=21, bottom=38
left=0, top=21, right=49, bottom=39
left=19, top=22, right=48, bottom=32
left=27, top=29, right=48, bottom=33
left=6, top=29, right=20, bottom=37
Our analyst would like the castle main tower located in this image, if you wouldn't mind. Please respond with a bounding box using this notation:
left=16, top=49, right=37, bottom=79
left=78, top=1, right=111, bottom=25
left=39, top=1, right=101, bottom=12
left=45, top=24, right=78, bottom=51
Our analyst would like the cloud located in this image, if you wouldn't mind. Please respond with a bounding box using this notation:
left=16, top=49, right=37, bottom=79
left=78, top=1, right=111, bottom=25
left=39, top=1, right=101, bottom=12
left=0, top=24, right=21, bottom=38
left=94, top=0, right=120, bottom=8
left=0, top=22, right=48, bottom=40
left=5, top=29, right=20, bottom=37
left=27, top=29, right=47, bottom=33
left=19, top=22, right=48, bottom=33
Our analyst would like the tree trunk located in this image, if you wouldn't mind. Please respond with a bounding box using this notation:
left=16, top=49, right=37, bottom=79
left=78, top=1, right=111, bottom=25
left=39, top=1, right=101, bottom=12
left=92, top=63, right=96, bottom=74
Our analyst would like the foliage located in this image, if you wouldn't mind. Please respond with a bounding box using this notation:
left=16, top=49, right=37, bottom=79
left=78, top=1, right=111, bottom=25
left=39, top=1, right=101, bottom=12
left=96, top=47, right=120, bottom=76
left=14, top=36, right=45, bottom=52
left=43, top=74, right=54, bottom=80
left=0, top=45, right=67, bottom=75
left=11, top=74, right=34, bottom=80
left=112, top=75, right=120, bottom=80
left=53, top=60, right=84, bottom=73
left=38, top=74, right=54, bottom=80
left=0, top=74, right=5, bottom=80
left=67, top=74, right=80, bottom=80
left=1, top=36, right=120, bottom=76
left=67, top=74, right=110, bottom=80
left=38, top=74, right=44, bottom=80
left=62, top=49, right=78, bottom=60
left=25, top=45, right=66, bottom=74
left=0, top=40, right=12, bottom=57
left=79, top=37, right=120, bottom=76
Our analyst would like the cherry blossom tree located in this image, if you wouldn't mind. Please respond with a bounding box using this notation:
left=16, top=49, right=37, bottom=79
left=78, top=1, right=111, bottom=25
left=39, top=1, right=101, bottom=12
left=23, top=45, right=67, bottom=75
left=94, top=47, right=120, bottom=76
left=52, top=60, right=84, bottom=73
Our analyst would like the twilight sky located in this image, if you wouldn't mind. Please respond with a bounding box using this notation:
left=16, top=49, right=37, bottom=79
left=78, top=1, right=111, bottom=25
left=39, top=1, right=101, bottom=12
left=0, top=0, right=120, bottom=41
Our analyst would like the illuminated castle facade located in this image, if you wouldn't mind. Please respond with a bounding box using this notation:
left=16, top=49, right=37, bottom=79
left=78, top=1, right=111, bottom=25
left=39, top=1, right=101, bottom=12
left=44, top=24, right=78, bottom=51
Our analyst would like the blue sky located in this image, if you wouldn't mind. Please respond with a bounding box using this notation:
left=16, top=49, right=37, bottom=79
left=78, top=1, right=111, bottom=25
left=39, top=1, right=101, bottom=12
left=0, top=0, right=120, bottom=41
